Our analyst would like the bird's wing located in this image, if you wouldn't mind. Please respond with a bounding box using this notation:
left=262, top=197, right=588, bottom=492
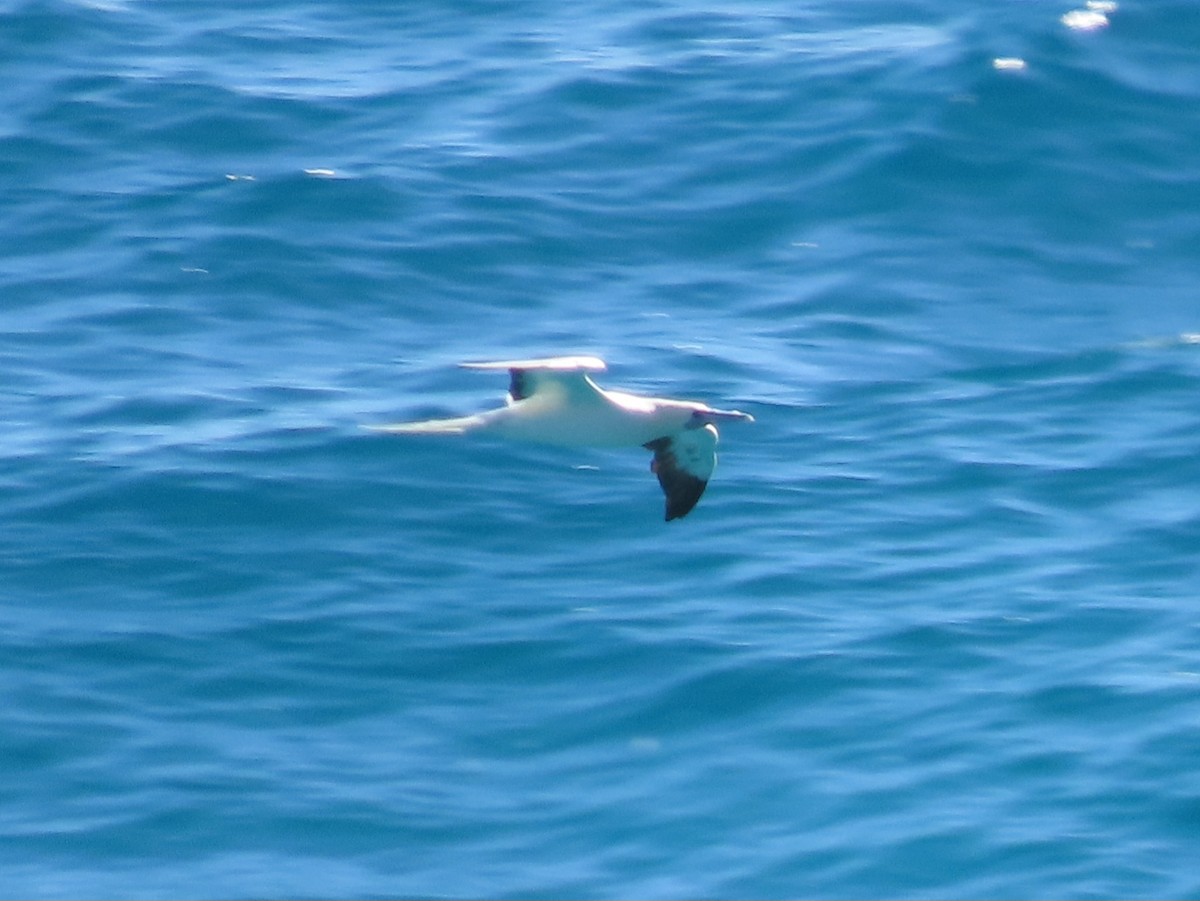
left=644, top=424, right=718, bottom=521
left=363, top=413, right=488, bottom=435
left=462, top=356, right=608, bottom=403
left=461, top=355, right=606, bottom=372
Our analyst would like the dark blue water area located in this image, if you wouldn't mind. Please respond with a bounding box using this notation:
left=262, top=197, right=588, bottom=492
left=3, top=0, right=1200, bottom=897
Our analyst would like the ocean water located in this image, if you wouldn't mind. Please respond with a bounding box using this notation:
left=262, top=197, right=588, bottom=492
left=3, top=0, right=1200, bottom=896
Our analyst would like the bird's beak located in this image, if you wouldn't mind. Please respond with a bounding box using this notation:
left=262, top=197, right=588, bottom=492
left=707, top=408, right=754, bottom=423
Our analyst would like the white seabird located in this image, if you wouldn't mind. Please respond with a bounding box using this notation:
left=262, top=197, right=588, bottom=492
left=369, top=355, right=753, bottom=521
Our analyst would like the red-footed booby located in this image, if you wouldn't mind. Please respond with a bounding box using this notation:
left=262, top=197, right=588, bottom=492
left=369, top=355, right=753, bottom=520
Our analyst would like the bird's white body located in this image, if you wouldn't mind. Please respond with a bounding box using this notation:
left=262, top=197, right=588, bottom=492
left=489, top=382, right=703, bottom=448
left=369, top=355, right=752, bottom=520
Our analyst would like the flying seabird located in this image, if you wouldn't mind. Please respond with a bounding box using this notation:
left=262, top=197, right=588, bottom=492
left=369, top=355, right=753, bottom=520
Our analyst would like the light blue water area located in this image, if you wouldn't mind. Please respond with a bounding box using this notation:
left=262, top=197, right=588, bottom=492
left=3, top=0, right=1200, bottom=897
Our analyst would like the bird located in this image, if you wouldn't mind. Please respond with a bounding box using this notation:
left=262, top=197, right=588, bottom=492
left=368, top=355, right=753, bottom=520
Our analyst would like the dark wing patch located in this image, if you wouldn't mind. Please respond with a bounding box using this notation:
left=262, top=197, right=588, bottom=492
left=508, top=368, right=531, bottom=401
left=644, top=437, right=709, bottom=521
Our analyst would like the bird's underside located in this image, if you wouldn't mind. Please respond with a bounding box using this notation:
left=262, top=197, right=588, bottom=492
left=369, top=356, right=751, bottom=520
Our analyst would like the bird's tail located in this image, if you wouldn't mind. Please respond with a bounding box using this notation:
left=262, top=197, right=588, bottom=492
left=363, top=413, right=487, bottom=435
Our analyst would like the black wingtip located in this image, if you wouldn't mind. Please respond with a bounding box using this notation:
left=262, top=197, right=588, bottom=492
left=663, top=479, right=706, bottom=521
left=646, top=436, right=709, bottom=521
left=508, top=368, right=530, bottom=401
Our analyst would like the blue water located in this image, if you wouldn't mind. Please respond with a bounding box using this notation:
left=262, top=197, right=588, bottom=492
left=3, top=0, right=1200, bottom=896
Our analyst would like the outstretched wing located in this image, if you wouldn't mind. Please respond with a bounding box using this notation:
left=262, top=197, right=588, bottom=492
left=644, top=424, right=718, bottom=521
left=462, top=356, right=607, bottom=403
left=461, top=355, right=606, bottom=372
left=363, top=413, right=487, bottom=435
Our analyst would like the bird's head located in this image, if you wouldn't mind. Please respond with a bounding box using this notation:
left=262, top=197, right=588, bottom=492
left=647, top=398, right=754, bottom=434
left=688, top=405, right=755, bottom=426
